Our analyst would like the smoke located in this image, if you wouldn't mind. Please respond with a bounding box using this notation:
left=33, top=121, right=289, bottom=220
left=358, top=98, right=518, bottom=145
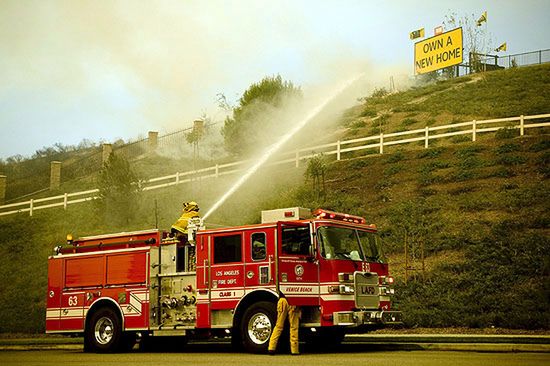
left=0, top=0, right=411, bottom=159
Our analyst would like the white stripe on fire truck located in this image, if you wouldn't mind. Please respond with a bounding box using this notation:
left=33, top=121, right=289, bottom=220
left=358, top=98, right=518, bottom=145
left=279, top=284, right=320, bottom=296
left=210, top=289, right=245, bottom=299
left=59, top=309, right=84, bottom=318
left=130, top=291, right=149, bottom=301
left=129, top=294, right=143, bottom=314
left=52, top=247, right=149, bottom=259
left=46, top=309, right=61, bottom=319
left=320, top=294, right=354, bottom=301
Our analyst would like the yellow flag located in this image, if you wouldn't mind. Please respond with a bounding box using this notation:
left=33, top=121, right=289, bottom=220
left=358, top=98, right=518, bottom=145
left=495, top=42, right=507, bottom=52
left=410, top=28, right=425, bottom=40
left=476, top=11, right=487, bottom=26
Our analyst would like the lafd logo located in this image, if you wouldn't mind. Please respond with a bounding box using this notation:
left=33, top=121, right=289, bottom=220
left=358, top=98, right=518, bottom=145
left=295, top=265, right=304, bottom=276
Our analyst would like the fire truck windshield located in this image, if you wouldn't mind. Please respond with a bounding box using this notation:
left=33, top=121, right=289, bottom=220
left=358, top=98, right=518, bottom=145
left=317, top=226, right=384, bottom=262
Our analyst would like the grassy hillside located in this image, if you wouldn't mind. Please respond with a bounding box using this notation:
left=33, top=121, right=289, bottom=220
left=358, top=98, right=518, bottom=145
left=0, top=65, right=548, bottom=333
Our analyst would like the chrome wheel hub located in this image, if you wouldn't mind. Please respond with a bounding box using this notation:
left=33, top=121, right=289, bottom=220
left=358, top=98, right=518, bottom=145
left=247, top=312, right=272, bottom=345
left=94, top=317, right=114, bottom=345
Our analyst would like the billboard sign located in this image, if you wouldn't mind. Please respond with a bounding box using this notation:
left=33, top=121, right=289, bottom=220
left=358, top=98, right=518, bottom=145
left=414, top=27, right=463, bottom=74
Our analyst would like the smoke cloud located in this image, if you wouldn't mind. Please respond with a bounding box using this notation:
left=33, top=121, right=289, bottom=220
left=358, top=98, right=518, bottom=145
left=0, top=0, right=411, bottom=158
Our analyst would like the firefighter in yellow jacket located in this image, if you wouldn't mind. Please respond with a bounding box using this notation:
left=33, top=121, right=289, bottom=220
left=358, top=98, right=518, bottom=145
left=171, top=201, right=200, bottom=240
left=268, top=291, right=301, bottom=355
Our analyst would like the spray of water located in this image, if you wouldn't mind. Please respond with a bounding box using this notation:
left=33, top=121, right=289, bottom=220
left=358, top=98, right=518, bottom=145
left=202, top=74, right=365, bottom=221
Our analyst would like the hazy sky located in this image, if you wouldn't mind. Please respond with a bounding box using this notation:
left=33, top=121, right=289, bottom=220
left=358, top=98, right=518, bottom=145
left=1, top=0, right=548, bottom=159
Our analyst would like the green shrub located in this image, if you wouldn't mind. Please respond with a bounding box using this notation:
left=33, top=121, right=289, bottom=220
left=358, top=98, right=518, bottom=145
left=386, top=150, right=405, bottom=163
left=489, top=166, right=517, bottom=178
left=401, top=118, right=418, bottom=126
left=371, top=87, right=389, bottom=98
left=496, top=143, right=521, bottom=154
left=417, top=147, right=444, bottom=159
left=495, top=127, right=517, bottom=139
left=455, top=145, right=484, bottom=158
left=451, top=135, right=470, bottom=143
left=529, top=139, right=550, bottom=152
left=451, top=169, right=477, bottom=181
left=350, top=120, right=367, bottom=129
left=420, top=160, right=450, bottom=173
left=360, top=108, right=377, bottom=118
left=418, top=171, right=441, bottom=186
left=536, top=151, right=550, bottom=178
left=496, top=154, right=527, bottom=166
left=384, top=164, right=403, bottom=176
left=459, top=156, right=484, bottom=169
left=348, top=158, right=370, bottom=169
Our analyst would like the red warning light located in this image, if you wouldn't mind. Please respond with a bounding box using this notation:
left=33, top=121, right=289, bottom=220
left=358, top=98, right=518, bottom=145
left=313, top=209, right=366, bottom=224
left=284, top=211, right=295, bottom=217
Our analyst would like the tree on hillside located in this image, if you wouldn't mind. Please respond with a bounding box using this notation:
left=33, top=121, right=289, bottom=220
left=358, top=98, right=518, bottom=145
left=443, top=12, right=493, bottom=74
left=96, top=153, right=141, bottom=226
left=305, top=154, right=327, bottom=200
left=221, top=75, right=302, bottom=156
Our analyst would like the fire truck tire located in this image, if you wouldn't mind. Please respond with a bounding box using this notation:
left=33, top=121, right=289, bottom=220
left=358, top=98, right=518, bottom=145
left=240, top=301, right=277, bottom=353
left=84, top=307, right=123, bottom=353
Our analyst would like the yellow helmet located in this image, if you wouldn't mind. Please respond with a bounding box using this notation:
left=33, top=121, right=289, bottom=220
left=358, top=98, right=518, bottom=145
left=183, top=201, right=199, bottom=212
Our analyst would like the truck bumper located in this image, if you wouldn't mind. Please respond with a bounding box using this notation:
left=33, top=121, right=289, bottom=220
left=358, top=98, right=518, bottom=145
left=333, top=310, right=403, bottom=326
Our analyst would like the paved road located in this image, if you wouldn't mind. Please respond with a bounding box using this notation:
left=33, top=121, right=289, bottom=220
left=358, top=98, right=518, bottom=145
left=1, top=343, right=549, bottom=366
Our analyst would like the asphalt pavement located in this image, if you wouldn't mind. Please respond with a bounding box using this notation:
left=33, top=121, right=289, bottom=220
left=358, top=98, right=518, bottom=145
left=1, top=348, right=549, bottom=366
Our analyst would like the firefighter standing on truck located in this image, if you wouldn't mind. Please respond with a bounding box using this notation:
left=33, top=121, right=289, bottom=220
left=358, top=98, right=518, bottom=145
left=171, top=201, right=200, bottom=241
left=268, top=291, right=301, bottom=355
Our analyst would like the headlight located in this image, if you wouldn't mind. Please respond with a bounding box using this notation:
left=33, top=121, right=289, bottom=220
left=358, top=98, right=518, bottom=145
left=339, top=285, right=354, bottom=294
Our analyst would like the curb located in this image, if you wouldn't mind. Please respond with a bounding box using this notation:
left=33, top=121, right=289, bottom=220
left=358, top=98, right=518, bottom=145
left=1, top=341, right=549, bottom=353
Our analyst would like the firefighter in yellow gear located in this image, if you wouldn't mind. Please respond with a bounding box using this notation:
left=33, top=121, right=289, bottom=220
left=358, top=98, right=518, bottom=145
left=171, top=201, right=200, bottom=240
left=268, top=292, right=301, bottom=355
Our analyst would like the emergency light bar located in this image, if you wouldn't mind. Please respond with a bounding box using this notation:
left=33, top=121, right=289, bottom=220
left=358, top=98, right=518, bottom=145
left=313, top=209, right=367, bottom=225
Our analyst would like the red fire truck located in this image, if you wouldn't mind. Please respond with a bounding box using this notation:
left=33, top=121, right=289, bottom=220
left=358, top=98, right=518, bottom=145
left=46, top=207, right=402, bottom=353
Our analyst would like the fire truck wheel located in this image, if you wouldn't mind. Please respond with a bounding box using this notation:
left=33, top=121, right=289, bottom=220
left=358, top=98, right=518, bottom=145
left=240, top=301, right=276, bottom=353
left=85, top=307, right=123, bottom=353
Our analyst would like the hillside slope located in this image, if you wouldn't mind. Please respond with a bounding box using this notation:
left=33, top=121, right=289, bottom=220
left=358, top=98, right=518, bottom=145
left=0, top=65, right=548, bottom=333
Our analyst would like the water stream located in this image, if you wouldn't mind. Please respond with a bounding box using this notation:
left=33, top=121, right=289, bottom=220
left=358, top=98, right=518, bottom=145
left=202, top=74, right=364, bottom=221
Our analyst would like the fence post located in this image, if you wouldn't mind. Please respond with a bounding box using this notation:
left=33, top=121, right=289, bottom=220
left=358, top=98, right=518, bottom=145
left=424, top=127, right=429, bottom=148
left=472, top=120, right=477, bottom=142
left=379, top=134, right=384, bottom=154
left=102, top=143, right=113, bottom=165
left=295, top=150, right=300, bottom=167
left=336, top=140, right=341, bottom=161
left=540, top=50, right=542, bottom=64
left=63, top=193, right=68, bottom=210
left=50, top=161, right=62, bottom=190
left=148, top=131, right=159, bottom=153
left=215, top=164, right=219, bottom=178
left=520, top=115, right=525, bottom=136
left=0, top=175, right=6, bottom=205
left=175, top=172, right=180, bottom=185
left=29, top=199, right=34, bottom=217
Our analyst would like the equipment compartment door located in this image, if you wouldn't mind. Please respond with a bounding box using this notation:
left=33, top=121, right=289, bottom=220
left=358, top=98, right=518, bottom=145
left=209, top=233, right=245, bottom=310
left=277, top=222, right=320, bottom=306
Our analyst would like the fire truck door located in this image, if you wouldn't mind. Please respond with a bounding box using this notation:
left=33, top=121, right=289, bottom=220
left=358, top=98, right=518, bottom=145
left=277, top=222, right=320, bottom=306
left=244, top=230, right=275, bottom=288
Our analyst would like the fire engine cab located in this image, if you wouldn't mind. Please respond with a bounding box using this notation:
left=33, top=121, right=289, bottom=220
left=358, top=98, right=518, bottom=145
left=46, top=207, right=402, bottom=353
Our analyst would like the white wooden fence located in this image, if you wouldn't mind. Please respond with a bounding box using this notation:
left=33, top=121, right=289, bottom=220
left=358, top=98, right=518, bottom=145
left=1, top=113, right=549, bottom=218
